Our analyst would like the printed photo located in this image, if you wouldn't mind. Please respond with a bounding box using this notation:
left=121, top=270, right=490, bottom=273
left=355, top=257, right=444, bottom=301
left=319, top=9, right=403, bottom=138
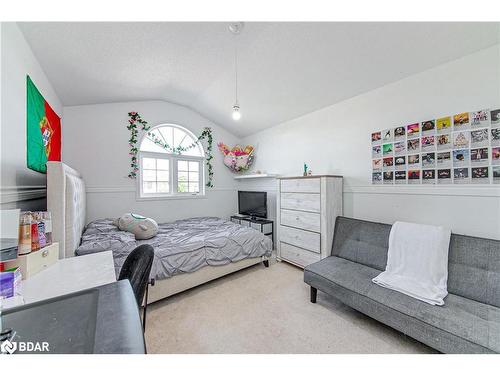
left=372, top=145, right=381, bottom=157
left=422, top=169, right=436, bottom=184
left=436, top=134, right=451, bottom=150
left=436, top=117, right=452, bottom=133
left=492, top=147, right=500, bottom=165
left=421, top=135, right=435, bottom=151
left=452, top=131, right=470, bottom=149
left=394, top=126, right=406, bottom=139
left=395, top=156, right=406, bottom=169
left=372, top=159, right=382, bottom=170
left=382, top=129, right=393, bottom=142
left=408, top=154, right=420, bottom=166
left=383, top=143, right=393, bottom=155
left=493, top=166, right=500, bottom=184
left=491, top=128, right=500, bottom=146
left=371, top=131, right=382, bottom=143
left=453, top=168, right=469, bottom=184
left=407, top=169, right=421, bottom=184
left=383, top=171, right=394, bottom=184
left=394, top=141, right=406, bottom=155
left=421, top=152, right=436, bottom=168
left=453, top=112, right=470, bottom=129
left=437, top=168, right=452, bottom=184
left=471, top=109, right=489, bottom=127
left=453, top=149, right=470, bottom=167
left=471, top=166, right=489, bottom=183
left=421, top=120, right=435, bottom=134
left=491, top=109, right=500, bottom=127
left=407, top=123, right=420, bottom=138
left=383, top=157, right=394, bottom=168
left=470, top=128, right=489, bottom=147
left=437, top=151, right=451, bottom=166
left=471, top=147, right=489, bottom=163
left=372, top=172, right=382, bottom=184
left=407, top=138, right=420, bottom=152
left=395, top=170, right=406, bottom=184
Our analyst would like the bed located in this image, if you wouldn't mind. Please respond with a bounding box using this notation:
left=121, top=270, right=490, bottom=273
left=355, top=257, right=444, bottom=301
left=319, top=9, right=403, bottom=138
left=47, top=162, right=272, bottom=304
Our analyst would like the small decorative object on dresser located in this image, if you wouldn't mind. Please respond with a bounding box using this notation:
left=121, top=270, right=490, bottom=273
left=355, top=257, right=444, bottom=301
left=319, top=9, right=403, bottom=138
left=276, top=175, right=343, bottom=268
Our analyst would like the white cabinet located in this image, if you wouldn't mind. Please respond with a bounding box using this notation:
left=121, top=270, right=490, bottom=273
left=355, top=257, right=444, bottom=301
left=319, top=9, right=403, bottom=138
left=277, top=176, right=343, bottom=268
left=4, top=242, right=59, bottom=279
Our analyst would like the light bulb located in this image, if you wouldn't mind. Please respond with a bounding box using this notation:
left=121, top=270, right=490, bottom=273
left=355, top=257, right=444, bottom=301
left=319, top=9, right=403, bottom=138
left=232, top=105, right=241, bottom=121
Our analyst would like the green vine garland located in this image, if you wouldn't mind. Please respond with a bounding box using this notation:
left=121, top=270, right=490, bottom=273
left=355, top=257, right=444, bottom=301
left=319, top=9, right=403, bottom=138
left=127, top=112, right=214, bottom=187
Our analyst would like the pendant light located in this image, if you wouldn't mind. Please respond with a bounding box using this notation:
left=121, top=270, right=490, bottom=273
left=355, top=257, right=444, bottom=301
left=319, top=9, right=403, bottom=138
left=229, top=22, right=244, bottom=121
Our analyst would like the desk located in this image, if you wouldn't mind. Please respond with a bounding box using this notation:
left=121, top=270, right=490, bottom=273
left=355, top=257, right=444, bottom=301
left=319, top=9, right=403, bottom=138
left=2, top=280, right=146, bottom=354
left=2, top=251, right=116, bottom=308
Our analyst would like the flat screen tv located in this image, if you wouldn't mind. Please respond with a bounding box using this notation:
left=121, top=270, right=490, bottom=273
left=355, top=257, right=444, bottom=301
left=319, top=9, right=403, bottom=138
left=238, top=191, right=267, bottom=219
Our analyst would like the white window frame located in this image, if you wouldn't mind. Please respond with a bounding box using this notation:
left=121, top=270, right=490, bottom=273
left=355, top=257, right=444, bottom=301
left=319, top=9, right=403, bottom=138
left=136, top=124, right=206, bottom=201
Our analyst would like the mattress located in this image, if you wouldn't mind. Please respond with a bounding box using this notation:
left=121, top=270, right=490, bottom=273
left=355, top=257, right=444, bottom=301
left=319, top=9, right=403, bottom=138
left=75, top=217, right=272, bottom=280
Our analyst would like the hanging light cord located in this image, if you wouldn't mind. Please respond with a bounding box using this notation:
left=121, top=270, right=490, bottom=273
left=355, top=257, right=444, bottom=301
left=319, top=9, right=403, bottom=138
left=234, top=41, right=238, bottom=106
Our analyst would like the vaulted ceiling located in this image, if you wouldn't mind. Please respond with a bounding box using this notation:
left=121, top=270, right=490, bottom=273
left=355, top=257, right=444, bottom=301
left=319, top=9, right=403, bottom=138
left=19, top=22, right=500, bottom=137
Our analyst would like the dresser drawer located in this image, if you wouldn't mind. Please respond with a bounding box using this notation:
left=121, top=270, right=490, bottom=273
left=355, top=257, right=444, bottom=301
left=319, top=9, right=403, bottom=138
left=279, top=225, right=320, bottom=253
left=281, top=193, right=320, bottom=212
left=4, top=243, right=59, bottom=279
left=280, top=209, right=320, bottom=232
left=281, top=178, right=320, bottom=193
left=280, top=242, right=320, bottom=268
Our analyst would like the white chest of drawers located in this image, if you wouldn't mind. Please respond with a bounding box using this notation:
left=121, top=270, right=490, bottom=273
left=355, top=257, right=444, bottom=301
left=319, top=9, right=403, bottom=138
left=277, top=175, right=343, bottom=268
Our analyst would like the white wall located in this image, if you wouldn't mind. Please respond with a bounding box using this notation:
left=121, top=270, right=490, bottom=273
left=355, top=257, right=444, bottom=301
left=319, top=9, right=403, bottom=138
left=240, top=45, right=500, bottom=239
left=62, top=100, right=241, bottom=223
left=0, top=22, right=62, bottom=210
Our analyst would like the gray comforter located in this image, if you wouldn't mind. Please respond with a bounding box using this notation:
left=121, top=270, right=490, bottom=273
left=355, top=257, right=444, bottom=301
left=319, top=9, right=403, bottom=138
left=75, top=217, right=273, bottom=280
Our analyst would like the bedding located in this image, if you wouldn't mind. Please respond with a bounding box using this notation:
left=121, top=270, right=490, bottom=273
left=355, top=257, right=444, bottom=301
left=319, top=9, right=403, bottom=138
left=75, top=217, right=272, bottom=280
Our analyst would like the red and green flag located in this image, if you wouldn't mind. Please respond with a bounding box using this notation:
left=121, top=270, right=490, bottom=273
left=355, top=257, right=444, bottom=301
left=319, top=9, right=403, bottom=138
left=27, top=76, right=61, bottom=173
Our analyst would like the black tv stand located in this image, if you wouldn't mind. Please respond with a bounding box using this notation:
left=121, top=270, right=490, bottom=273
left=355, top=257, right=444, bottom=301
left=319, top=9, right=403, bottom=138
left=230, top=215, right=274, bottom=245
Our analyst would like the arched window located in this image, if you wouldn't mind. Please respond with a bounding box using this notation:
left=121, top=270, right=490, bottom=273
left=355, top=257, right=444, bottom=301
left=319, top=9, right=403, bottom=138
left=138, top=124, right=205, bottom=198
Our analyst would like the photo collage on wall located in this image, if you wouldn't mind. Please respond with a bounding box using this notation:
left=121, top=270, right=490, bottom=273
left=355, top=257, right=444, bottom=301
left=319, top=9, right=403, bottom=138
left=371, top=108, right=500, bottom=185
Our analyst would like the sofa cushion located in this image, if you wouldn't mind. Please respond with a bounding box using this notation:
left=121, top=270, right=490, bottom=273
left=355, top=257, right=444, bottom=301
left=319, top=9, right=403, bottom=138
left=447, top=234, right=500, bottom=308
left=305, top=256, right=500, bottom=353
left=331, top=217, right=390, bottom=271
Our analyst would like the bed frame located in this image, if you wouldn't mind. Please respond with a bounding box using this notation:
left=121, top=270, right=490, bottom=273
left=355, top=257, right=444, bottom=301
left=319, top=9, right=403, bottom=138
left=47, top=161, right=268, bottom=304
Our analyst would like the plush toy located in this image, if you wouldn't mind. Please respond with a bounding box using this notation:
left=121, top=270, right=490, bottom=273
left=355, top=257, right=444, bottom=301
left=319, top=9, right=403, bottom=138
left=114, top=213, right=158, bottom=240
left=218, top=142, right=255, bottom=173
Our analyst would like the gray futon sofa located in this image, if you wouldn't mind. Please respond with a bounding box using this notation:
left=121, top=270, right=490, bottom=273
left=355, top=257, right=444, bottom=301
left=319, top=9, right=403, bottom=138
left=304, top=216, right=500, bottom=353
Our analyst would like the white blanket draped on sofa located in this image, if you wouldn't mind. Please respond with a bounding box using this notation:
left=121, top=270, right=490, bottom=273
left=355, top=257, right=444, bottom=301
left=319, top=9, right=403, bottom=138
left=372, top=221, right=451, bottom=306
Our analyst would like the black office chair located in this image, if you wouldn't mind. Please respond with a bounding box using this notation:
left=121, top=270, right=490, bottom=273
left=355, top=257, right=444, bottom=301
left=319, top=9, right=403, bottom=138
left=118, top=244, right=155, bottom=331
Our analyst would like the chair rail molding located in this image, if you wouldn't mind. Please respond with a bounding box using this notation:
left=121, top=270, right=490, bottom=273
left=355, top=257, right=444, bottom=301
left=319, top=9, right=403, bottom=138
left=0, top=186, right=47, bottom=204
left=344, top=185, right=500, bottom=197
left=85, top=186, right=236, bottom=194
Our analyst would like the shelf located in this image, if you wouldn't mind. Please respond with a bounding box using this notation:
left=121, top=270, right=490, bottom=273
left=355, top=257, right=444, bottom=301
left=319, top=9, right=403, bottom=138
left=233, top=174, right=279, bottom=180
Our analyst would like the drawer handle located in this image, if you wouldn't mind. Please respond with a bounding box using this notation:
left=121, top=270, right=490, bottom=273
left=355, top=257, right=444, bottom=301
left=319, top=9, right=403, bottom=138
left=42, top=250, right=49, bottom=258
left=295, top=217, right=299, bottom=220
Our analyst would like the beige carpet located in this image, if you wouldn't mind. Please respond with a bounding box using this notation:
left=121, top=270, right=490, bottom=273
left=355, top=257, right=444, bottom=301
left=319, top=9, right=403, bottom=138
left=145, top=259, right=435, bottom=354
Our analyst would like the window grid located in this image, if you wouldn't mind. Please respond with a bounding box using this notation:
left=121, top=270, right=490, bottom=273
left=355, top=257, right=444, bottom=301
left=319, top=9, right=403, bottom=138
left=142, top=157, right=170, bottom=195
left=177, top=160, right=201, bottom=194
left=137, top=124, right=205, bottom=199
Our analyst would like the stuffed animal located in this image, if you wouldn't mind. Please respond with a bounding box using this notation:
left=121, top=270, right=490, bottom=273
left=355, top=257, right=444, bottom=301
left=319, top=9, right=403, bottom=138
left=114, top=213, right=158, bottom=240
left=218, top=142, right=255, bottom=173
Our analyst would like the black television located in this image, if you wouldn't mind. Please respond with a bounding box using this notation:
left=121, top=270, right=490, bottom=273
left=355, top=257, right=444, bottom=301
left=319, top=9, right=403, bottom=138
left=238, top=191, right=267, bottom=219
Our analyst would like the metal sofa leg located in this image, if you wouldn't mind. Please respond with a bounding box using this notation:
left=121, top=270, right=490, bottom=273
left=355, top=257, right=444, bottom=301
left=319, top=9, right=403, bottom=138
left=310, top=286, right=317, bottom=303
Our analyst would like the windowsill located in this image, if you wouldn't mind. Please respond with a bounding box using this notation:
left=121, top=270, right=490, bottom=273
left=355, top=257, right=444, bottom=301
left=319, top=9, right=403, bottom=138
left=136, top=193, right=207, bottom=202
